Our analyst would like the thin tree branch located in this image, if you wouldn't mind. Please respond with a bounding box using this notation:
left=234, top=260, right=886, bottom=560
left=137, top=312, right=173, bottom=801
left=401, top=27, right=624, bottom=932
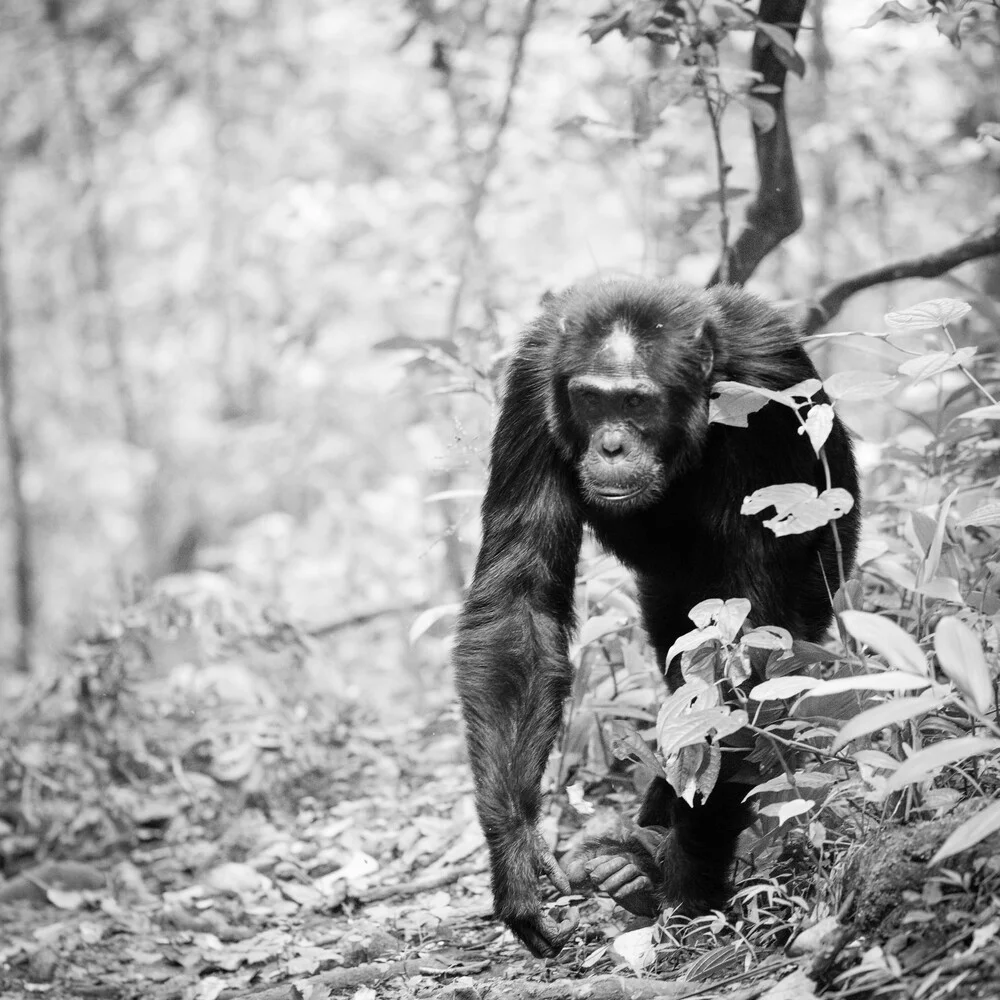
left=803, top=226, right=1000, bottom=335
left=309, top=601, right=429, bottom=637
left=709, top=0, right=807, bottom=287
left=702, top=65, right=732, bottom=283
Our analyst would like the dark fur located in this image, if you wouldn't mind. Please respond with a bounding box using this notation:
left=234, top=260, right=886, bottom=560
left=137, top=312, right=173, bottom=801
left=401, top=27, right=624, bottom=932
left=454, top=277, right=860, bottom=957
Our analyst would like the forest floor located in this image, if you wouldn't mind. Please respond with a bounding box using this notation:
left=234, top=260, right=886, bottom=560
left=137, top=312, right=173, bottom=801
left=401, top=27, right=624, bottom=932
left=2, top=608, right=1000, bottom=1000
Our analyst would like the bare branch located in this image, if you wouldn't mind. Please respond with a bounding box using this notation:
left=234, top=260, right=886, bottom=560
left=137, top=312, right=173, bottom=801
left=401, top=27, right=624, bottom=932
left=709, top=0, right=807, bottom=288
left=803, top=226, right=1000, bottom=335
left=309, top=600, right=429, bottom=637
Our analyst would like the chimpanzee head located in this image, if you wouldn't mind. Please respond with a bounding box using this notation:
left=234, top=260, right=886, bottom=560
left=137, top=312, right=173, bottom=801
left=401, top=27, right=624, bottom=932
left=546, top=276, right=717, bottom=513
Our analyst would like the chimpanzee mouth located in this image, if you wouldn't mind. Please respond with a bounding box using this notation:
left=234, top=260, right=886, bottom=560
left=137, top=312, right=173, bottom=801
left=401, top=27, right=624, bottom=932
left=595, top=487, right=644, bottom=501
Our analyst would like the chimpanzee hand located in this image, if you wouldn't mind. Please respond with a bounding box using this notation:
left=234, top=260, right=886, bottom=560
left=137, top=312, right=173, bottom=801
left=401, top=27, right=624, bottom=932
left=563, top=827, right=668, bottom=919
left=566, top=852, right=659, bottom=918
left=494, top=830, right=579, bottom=958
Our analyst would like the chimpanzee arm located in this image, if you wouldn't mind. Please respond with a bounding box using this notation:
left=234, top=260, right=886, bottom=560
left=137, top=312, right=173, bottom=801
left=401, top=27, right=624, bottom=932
left=454, top=346, right=583, bottom=958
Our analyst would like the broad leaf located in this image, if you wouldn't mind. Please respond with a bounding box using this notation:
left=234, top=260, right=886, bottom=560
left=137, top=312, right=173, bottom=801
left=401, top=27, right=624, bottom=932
left=861, top=1, right=931, bottom=29
left=785, top=378, right=823, bottom=401
left=885, top=298, right=971, bottom=330
left=754, top=22, right=806, bottom=77
left=612, top=925, right=657, bottom=974
left=742, top=95, right=777, bottom=133
left=798, top=671, right=938, bottom=699
left=742, top=483, right=815, bottom=514
left=914, top=577, right=964, bottom=604
left=710, top=597, right=751, bottom=641
left=709, top=381, right=778, bottom=426
left=823, top=370, right=899, bottom=401
left=956, top=404, right=1000, bottom=422
left=831, top=691, right=945, bottom=752
left=689, top=598, right=725, bottom=628
left=935, top=617, right=994, bottom=713
left=963, top=503, right=1000, bottom=527
left=657, top=679, right=717, bottom=722
left=750, top=675, right=820, bottom=701
left=799, top=403, right=835, bottom=454
left=665, top=742, right=723, bottom=806
left=854, top=749, right=901, bottom=771
left=757, top=969, right=819, bottom=1000
left=575, top=613, right=627, bottom=649
left=665, top=625, right=722, bottom=667
left=921, top=488, right=958, bottom=585
left=609, top=722, right=666, bottom=777
left=840, top=610, right=928, bottom=675
left=898, top=347, right=977, bottom=382
left=931, top=800, right=1000, bottom=865
left=744, top=772, right=835, bottom=799
left=408, top=604, right=461, bottom=644
left=724, top=646, right=752, bottom=687
left=758, top=798, right=814, bottom=825
left=884, top=736, right=1000, bottom=793
left=657, top=708, right=747, bottom=757
left=743, top=484, right=854, bottom=536
left=742, top=626, right=793, bottom=651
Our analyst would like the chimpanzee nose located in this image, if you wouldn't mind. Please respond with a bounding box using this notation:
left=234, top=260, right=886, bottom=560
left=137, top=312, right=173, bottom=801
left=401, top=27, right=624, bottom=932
left=600, top=430, right=626, bottom=459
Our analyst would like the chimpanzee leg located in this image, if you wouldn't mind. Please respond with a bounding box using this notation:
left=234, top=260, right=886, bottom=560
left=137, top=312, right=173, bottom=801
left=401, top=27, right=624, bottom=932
left=650, top=780, right=755, bottom=913
left=637, top=776, right=677, bottom=827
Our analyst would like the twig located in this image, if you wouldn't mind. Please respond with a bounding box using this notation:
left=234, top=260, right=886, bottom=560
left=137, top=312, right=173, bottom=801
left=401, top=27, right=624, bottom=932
left=356, top=861, right=486, bottom=903
left=483, top=975, right=692, bottom=999
left=309, top=601, right=428, bottom=637
left=804, top=225, right=1000, bottom=334
left=217, top=959, right=426, bottom=1000
left=418, top=960, right=491, bottom=975
left=702, top=63, right=732, bottom=283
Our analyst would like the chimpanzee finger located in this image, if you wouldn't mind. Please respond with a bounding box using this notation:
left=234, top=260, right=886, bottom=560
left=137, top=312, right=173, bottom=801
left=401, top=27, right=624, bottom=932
left=509, top=909, right=579, bottom=958
left=563, top=854, right=593, bottom=893
left=534, top=836, right=572, bottom=895
left=584, top=855, right=658, bottom=916
left=585, top=855, right=646, bottom=895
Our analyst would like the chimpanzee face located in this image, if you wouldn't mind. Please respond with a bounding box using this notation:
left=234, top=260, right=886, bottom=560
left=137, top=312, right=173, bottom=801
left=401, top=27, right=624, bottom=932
left=549, top=278, right=714, bottom=514
left=565, top=326, right=669, bottom=511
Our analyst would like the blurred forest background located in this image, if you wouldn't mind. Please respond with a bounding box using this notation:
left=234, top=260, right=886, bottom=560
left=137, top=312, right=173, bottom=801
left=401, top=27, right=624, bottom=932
left=0, top=0, right=995, bottom=706
left=0, top=0, right=990, bottom=721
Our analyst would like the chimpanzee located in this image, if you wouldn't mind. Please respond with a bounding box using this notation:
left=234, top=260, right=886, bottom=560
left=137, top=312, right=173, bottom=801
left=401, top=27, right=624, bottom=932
left=453, top=276, right=860, bottom=958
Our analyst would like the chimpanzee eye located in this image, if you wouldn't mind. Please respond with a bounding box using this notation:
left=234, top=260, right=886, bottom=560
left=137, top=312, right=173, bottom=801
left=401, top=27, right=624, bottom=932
left=624, top=393, right=641, bottom=411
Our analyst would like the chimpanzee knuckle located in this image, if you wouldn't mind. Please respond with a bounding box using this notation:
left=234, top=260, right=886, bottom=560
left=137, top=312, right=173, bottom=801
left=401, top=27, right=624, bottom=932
left=584, top=855, right=627, bottom=881
left=590, top=859, right=639, bottom=888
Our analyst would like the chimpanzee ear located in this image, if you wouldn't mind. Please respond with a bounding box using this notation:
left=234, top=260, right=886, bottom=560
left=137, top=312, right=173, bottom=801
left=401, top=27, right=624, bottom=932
left=693, top=320, right=715, bottom=377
